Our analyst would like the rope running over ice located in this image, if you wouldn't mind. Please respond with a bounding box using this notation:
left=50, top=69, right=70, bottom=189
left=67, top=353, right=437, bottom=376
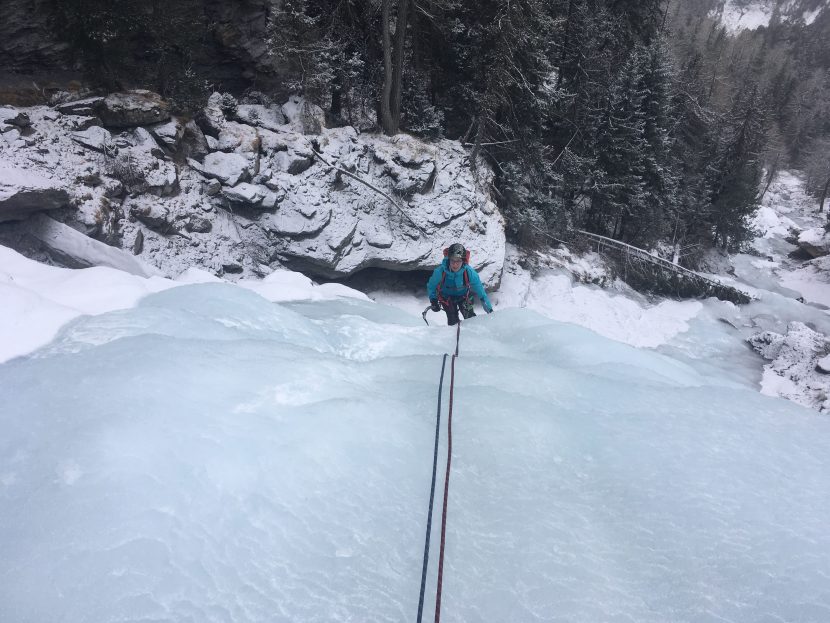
left=417, top=321, right=462, bottom=623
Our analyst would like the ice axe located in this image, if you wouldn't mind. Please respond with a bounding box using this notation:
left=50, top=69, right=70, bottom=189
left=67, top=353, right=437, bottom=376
left=421, top=305, right=432, bottom=326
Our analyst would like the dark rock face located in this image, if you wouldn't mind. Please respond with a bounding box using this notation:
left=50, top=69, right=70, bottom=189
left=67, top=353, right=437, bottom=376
left=100, top=91, right=171, bottom=128
left=0, top=0, right=68, bottom=68
left=0, top=0, right=288, bottom=106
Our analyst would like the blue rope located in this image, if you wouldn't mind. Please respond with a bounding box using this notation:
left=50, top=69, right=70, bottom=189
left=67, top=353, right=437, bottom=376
left=416, top=353, right=448, bottom=623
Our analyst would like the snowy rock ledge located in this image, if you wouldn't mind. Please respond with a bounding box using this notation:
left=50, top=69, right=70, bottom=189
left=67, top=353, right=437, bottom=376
left=0, top=91, right=505, bottom=285
left=0, top=164, right=69, bottom=222
left=748, top=322, right=830, bottom=413
left=797, top=227, right=830, bottom=259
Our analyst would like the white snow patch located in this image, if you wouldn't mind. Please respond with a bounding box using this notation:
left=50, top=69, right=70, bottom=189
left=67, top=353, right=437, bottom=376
left=804, top=7, right=821, bottom=24
left=0, top=244, right=367, bottom=363
left=750, top=206, right=797, bottom=239
left=717, top=1, right=772, bottom=32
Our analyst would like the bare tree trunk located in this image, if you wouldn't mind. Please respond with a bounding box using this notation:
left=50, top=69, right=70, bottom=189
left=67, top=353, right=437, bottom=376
left=389, top=0, right=411, bottom=131
left=555, top=0, right=575, bottom=91
left=380, top=0, right=395, bottom=135
left=758, top=151, right=779, bottom=202
left=380, top=0, right=410, bottom=135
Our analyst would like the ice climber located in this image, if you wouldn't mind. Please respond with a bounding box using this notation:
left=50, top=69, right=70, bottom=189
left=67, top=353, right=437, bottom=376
left=427, top=242, right=493, bottom=326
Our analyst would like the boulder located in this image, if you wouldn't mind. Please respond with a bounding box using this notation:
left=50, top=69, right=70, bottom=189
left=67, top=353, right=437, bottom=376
left=55, top=96, right=105, bottom=117
left=99, top=90, right=171, bottom=128
left=258, top=128, right=289, bottom=154
left=0, top=165, right=70, bottom=222
left=282, top=95, right=325, bottom=135
left=186, top=216, right=213, bottom=233
left=798, top=227, right=830, bottom=258
left=217, top=121, right=260, bottom=155
left=105, top=147, right=177, bottom=195
left=199, top=92, right=228, bottom=137
left=222, top=182, right=266, bottom=205
left=273, top=149, right=314, bottom=175
left=63, top=115, right=102, bottom=131
left=69, top=126, right=114, bottom=152
left=234, top=104, right=286, bottom=131
left=130, top=203, right=175, bottom=233
left=196, top=152, right=251, bottom=186
left=180, top=120, right=209, bottom=161
left=148, top=117, right=184, bottom=151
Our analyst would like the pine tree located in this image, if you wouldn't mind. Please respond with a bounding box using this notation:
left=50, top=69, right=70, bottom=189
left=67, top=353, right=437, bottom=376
left=705, top=84, right=767, bottom=250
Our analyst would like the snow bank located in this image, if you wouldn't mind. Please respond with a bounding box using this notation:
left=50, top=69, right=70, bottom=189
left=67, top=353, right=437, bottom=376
left=0, top=244, right=367, bottom=363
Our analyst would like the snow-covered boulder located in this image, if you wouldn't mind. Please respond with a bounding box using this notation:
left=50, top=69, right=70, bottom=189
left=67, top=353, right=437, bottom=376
left=222, top=182, right=267, bottom=206
left=199, top=92, right=231, bottom=137
left=147, top=117, right=184, bottom=151
left=797, top=227, right=830, bottom=258
left=273, top=149, right=314, bottom=175
left=129, top=203, right=176, bottom=233
left=194, top=152, right=251, bottom=186
left=69, top=126, right=113, bottom=152
left=99, top=90, right=171, bottom=128
left=281, top=95, right=325, bottom=135
left=0, top=165, right=69, bottom=222
left=217, top=121, right=260, bottom=155
left=748, top=322, right=830, bottom=412
left=55, top=96, right=104, bottom=117
left=179, top=120, right=209, bottom=161
left=234, top=104, right=286, bottom=131
left=104, top=144, right=177, bottom=196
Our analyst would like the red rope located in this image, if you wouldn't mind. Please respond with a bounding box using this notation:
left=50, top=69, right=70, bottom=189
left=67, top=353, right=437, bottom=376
left=434, top=321, right=461, bottom=622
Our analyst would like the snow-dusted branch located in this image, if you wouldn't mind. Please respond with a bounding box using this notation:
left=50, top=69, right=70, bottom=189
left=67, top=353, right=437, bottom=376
left=309, top=146, right=427, bottom=234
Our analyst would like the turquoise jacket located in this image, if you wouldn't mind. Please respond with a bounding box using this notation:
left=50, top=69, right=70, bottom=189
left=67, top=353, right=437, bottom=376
left=427, top=259, right=492, bottom=310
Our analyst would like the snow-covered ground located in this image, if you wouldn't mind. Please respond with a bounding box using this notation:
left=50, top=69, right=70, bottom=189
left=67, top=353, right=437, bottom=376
left=3, top=207, right=830, bottom=621
left=0, top=246, right=367, bottom=364
left=4, top=171, right=829, bottom=411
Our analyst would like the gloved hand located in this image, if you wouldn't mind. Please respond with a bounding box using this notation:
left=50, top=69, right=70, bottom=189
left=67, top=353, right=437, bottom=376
left=430, top=299, right=441, bottom=312
left=483, top=301, right=493, bottom=314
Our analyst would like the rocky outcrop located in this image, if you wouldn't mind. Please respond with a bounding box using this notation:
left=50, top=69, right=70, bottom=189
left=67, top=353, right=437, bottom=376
left=0, top=165, right=69, bottom=222
left=0, top=91, right=506, bottom=284
left=749, top=322, right=830, bottom=412
left=0, top=1, right=290, bottom=106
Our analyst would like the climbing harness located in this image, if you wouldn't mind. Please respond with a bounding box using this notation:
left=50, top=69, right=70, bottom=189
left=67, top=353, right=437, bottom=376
left=435, top=267, right=471, bottom=309
left=417, top=321, right=462, bottom=623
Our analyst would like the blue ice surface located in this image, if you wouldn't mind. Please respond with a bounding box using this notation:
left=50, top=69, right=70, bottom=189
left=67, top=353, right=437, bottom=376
left=2, top=283, right=830, bottom=623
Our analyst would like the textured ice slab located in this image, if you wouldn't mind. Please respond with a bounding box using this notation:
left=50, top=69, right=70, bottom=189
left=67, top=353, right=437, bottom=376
left=2, top=291, right=830, bottom=623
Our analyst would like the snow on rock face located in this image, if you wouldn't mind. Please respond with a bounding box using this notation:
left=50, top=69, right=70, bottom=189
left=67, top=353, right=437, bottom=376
left=797, top=227, right=830, bottom=258
left=749, top=322, right=830, bottom=412
left=0, top=92, right=506, bottom=283
left=0, top=164, right=69, bottom=222
left=270, top=127, right=505, bottom=286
